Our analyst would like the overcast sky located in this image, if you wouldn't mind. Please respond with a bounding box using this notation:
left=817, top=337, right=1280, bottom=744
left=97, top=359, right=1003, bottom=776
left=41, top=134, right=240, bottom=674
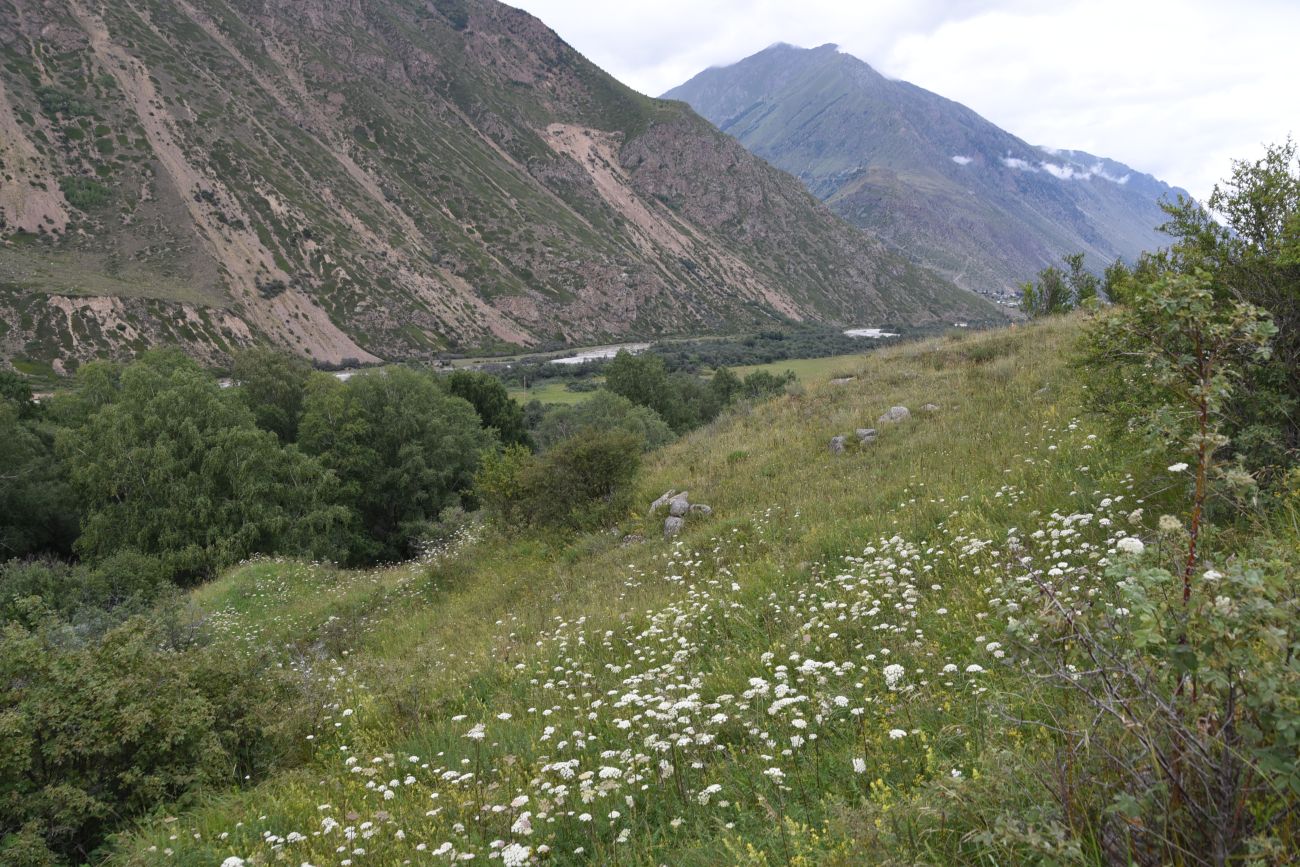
left=510, top=0, right=1299, bottom=201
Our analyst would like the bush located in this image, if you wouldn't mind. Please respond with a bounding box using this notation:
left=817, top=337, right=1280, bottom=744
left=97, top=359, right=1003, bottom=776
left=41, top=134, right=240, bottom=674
left=1020, top=252, right=1100, bottom=317
left=0, top=611, right=308, bottom=864
left=476, top=430, right=641, bottom=531
left=0, top=552, right=172, bottom=630
left=605, top=351, right=721, bottom=433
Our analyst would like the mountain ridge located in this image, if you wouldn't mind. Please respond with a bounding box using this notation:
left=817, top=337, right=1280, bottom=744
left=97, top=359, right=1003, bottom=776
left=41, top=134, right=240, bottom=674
left=663, top=43, right=1191, bottom=298
left=0, top=0, right=997, bottom=373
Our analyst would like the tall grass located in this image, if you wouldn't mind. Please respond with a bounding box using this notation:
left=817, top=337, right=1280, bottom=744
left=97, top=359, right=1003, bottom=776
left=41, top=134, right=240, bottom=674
left=112, top=318, right=1197, bottom=865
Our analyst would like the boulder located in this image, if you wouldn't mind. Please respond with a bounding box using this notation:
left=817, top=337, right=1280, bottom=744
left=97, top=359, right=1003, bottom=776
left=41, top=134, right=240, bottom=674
left=856, top=428, right=878, bottom=443
left=689, top=503, right=712, bottom=516
left=664, top=516, right=685, bottom=538
left=922, top=403, right=940, bottom=412
left=877, top=405, right=911, bottom=425
left=648, top=489, right=678, bottom=515
left=668, top=495, right=691, bottom=517
left=829, top=435, right=846, bottom=454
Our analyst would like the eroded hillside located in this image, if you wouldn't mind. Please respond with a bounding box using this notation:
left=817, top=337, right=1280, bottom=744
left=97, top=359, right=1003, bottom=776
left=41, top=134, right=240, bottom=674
left=0, top=0, right=997, bottom=371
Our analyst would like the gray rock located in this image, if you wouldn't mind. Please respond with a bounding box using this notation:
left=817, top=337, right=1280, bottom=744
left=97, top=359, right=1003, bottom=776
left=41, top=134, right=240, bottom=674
left=664, top=516, right=685, bottom=538
left=829, top=435, right=846, bottom=454
left=648, top=489, right=678, bottom=515
left=922, top=403, right=940, bottom=412
left=877, top=405, right=911, bottom=425
left=620, top=534, right=645, bottom=546
left=689, top=503, right=712, bottom=516
left=829, top=376, right=856, bottom=385
left=668, top=497, right=691, bottom=517
left=856, top=428, right=878, bottom=443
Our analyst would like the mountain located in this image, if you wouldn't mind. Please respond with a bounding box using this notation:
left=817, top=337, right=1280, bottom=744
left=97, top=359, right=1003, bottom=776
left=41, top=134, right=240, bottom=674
left=0, top=3, right=998, bottom=373
left=663, top=43, right=1190, bottom=299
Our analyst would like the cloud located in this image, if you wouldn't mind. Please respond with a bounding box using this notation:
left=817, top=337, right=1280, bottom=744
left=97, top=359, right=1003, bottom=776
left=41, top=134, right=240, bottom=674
left=1001, top=156, right=1038, bottom=172
left=951, top=155, right=973, bottom=165
left=510, top=0, right=1300, bottom=200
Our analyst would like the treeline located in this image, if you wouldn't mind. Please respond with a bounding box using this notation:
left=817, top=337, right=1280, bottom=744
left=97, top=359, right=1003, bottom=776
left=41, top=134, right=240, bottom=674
left=0, top=345, right=793, bottom=863
left=492, top=324, right=896, bottom=394
left=2, top=347, right=794, bottom=580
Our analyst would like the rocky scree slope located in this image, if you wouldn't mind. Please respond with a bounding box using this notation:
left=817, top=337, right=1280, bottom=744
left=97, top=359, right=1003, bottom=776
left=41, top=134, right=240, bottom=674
left=664, top=43, right=1191, bottom=300
left=0, top=1, right=997, bottom=371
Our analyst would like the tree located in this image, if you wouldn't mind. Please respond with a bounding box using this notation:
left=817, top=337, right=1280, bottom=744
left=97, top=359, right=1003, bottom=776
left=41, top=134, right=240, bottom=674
left=0, top=371, right=37, bottom=420
left=0, top=403, right=77, bottom=560
left=1085, top=268, right=1275, bottom=592
left=1021, top=253, right=1101, bottom=317
left=605, top=351, right=722, bottom=433
left=533, top=390, right=675, bottom=452
left=1148, top=139, right=1300, bottom=472
left=299, top=368, right=493, bottom=563
left=446, top=370, right=532, bottom=448
left=58, top=351, right=347, bottom=582
left=709, top=366, right=741, bottom=406
left=231, top=347, right=314, bottom=442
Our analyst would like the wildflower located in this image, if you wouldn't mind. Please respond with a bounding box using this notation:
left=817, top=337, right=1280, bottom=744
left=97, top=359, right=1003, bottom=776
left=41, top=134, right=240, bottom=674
left=1203, top=569, right=1223, bottom=581
left=888, top=729, right=907, bottom=740
left=501, top=843, right=531, bottom=866
left=965, top=664, right=985, bottom=673
left=464, top=723, right=486, bottom=742
left=763, top=767, right=785, bottom=781
left=1168, top=462, right=1189, bottom=473
left=221, top=859, right=245, bottom=867
left=1116, top=537, right=1145, bottom=556
left=852, top=757, right=867, bottom=774
left=883, top=664, right=905, bottom=689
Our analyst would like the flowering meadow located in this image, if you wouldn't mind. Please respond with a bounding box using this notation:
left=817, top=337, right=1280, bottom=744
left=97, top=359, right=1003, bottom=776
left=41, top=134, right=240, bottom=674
left=114, top=319, right=1296, bottom=865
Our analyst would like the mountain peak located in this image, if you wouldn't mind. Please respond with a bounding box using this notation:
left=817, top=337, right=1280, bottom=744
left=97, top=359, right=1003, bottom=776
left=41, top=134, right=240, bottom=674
left=665, top=44, right=1188, bottom=298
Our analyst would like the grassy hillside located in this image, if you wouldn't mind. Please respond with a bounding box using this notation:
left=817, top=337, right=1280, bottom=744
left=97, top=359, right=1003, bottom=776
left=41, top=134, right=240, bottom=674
left=107, top=318, right=1273, bottom=864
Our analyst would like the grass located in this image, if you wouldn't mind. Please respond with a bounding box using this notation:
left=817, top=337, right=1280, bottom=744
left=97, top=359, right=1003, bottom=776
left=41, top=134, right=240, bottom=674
left=507, top=379, right=601, bottom=405
left=0, top=247, right=228, bottom=307
left=730, top=350, right=879, bottom=382
left=111, top=317, right=1165, bottom=865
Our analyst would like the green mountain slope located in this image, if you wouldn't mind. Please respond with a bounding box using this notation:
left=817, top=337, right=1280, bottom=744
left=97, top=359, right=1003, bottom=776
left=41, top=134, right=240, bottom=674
left=664, top=43, right=1191, bottom=299
left=0, top=3, right=997, bottom=371
left=108, top=317, right=1162, bottom=864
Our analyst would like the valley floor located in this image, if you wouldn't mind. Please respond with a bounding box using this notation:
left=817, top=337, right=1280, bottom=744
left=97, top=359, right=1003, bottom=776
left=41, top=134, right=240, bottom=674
left=114, top=318, right=1208, bottom=864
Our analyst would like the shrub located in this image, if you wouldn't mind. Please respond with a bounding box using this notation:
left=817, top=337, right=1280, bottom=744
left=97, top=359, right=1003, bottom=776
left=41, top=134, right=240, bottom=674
left=476, top=430, right=641, bottom=531
left=0, top=552, right=172, bottom=630
left=0, top=611, right=308, bottom=864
